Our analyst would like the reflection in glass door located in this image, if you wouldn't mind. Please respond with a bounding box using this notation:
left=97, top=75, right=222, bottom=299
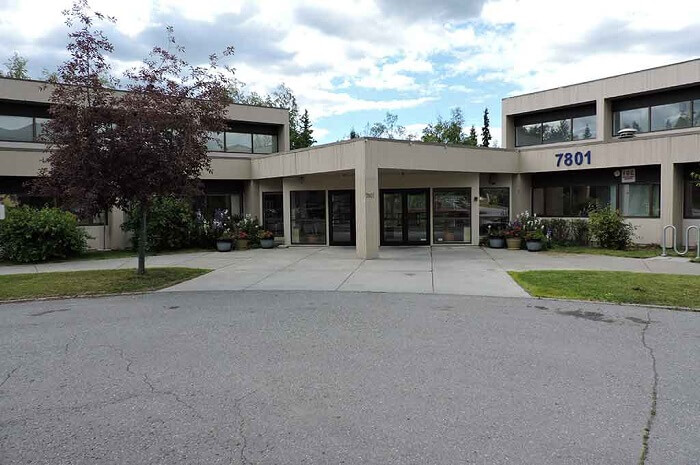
left=381, top=189, right=430, bottom=245
left=329, top=190, right=355, bottom=245
left=382, top=192, right=404, bottom=244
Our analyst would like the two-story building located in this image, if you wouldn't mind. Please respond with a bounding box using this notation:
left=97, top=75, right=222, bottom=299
left=1, top=59, right=699, bottom=258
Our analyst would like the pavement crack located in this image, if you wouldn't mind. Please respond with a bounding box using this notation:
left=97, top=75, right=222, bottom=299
left=638, top=311, right=658, bottom=465
left=0, top=365, right=20, bottom=389
left=234, top=390, right=257, bottom=465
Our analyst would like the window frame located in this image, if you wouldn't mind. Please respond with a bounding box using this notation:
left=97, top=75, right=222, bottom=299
left=613, top=99, right=700, bottom=136
left=532, top=184, right=617, bottom=218
left=432, top=188, right=472, bottom=244
left=617, top=183, right=660, bottom=218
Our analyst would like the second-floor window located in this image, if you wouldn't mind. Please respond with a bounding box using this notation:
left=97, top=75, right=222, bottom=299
left=207, top=131, right=278, bottom=154
left=0, top=115, right=48, bottom=142
left=515, top=106, right=597, bottom=147
left=613, top=99, right=699, bottom=135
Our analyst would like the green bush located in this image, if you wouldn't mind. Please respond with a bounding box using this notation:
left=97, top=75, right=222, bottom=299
left=569, top=219, right=590, bottom=246
left=0, top=206, right=89, bottom=263
left=588, top=207, right=635, bottom=250
left=541, top=218, right=590, bottom=246
left=123, top=196, right=198, bottom=252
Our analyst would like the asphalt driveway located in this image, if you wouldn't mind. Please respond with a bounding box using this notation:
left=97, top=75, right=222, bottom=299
left=1, top=291, right=698, bottom=464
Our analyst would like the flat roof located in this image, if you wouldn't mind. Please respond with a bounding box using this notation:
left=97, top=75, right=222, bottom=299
left=0, top=76, right=289, bottom=111
left=502, top=57, right=700, bottom=101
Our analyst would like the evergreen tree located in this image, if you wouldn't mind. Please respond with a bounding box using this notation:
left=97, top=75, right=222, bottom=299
left=481, top=107, right=492, bottom=147
left=1, top=52, right=29, bottom=79
left=297, top=109, right=315, bottom=148
left=582, top=124, right=592, bottom=139
left=349, top=128, right=359, bottom=139
left=466, top=125, right=478, bottom=146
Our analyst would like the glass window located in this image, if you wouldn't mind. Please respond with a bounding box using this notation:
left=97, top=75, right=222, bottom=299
left=433, top=189, right=471, bottom=243
left=253, top=134, right=277, bottom=154
left=694, top=100, right=700, bottom=127
left=532, top=188, right=545, bottom=216
left=34, top=117, right=50, bottom=141
left=515, top=123, right=542, bottom=147
left=0, top=115, right=34, bottom=141
left=479, top=187, right=509, bottom=236
left=263, top=192, right=284, bottom=237
left=207, top=132, right=224, bottom=151
left=614, top=108, right=649, bottom=134
left=572, top=115, right=596, bottom=140
left=291, top=190, right=326, bottom=244
left=651, top=101, right=692, bottom=131
left=542, top=119, right=571, bottom=143
left=205, top=194, right=232, bottom=220
left=620, top=184, right=660, bottom=217
left=225, top=132, right=252, bottom=153
left=685, top=176, right=700, bottom=219
left=534, top=185, right=616, bottom=217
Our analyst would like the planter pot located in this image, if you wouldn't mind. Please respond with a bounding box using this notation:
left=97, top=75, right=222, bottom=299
left=526, top=240, right=543, bottom=252
left=236, top=239, right=249, bottom=250
left=216, top=240, right=233, bottom=252
left=488, top=237, right=505, bottom=248
left=506, top=237, right=522, bottom=250
left=260, top=238, right=275, bottom=249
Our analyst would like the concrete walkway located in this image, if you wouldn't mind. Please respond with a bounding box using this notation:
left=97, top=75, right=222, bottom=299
left=2, top=246, right=697, bottom=297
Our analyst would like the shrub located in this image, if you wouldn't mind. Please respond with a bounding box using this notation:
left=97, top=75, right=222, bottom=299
left=569, top=219, right=590, bottom=246
left=235, top=215, right=261, bottom=246
left=588, top=207, right=635, bottom=250
left=0, top=206, right=89, bottom=263
left=123, top=196, right=198, bottom=252
left=542, top=218, right=571, bottom=245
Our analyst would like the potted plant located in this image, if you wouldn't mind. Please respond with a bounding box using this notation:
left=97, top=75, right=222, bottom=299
left=487, top=225, right=505, bottom=248
left=216, top=230, right=234, bottom=252
left=504, top=222, right=523, bottom=250
left=524, top=229, right=546, bottom=252
left=258, top=230, right=275, bottom=249
left=235, top=230, right=250, bottom=250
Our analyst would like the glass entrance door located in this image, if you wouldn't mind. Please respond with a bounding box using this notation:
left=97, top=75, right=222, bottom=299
left=381, top=189, right=430, bottom=245
left=329, top=190, right=355, bottom=245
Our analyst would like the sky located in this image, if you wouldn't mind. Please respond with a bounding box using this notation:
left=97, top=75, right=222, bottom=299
left=1, top=0, right=699, bottom=146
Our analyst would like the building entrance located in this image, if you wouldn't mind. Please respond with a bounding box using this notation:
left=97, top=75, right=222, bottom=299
left=380, top=189, right=430, bottom=245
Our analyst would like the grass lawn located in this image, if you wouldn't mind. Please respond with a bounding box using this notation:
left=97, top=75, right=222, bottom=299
left=509, top=270, right=700, bottom=309
left=0, top=268, right=210, bottom=302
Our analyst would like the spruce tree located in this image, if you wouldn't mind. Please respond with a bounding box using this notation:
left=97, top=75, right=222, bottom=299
left=298, top=109, right=315, bottom=148
left=466, top=125, right=478, bottom=146
left=481, top=107, right=492, bottom=147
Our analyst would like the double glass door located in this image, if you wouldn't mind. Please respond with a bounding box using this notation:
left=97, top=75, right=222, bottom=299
left=381, top=189, right=430, bottom=245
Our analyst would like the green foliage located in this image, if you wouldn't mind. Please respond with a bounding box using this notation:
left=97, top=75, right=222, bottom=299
left=540, top=218, right=590, bottom=246
left=298, top=109, right=315, bottom=148
left=466, top=125, right=478, bottom=146
left=0, top=206, right=88, bottom=263
left=1, top=52, right=29, bottom=79
left=588, top=207, right=635, bottom=250
left=235, top=215, right=261, bottom=246
left=421, top=108, right=468, bottom=145
left=366, top=112, right=405, bottom=139
left=481, top=107, right=492, bottom=147
left=123, top=197, right=198, bottom=252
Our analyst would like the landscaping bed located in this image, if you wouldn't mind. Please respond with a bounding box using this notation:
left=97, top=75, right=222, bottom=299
left=509, top=270, right=700, bottom=309
left=0, top=268, right=210, bottom=302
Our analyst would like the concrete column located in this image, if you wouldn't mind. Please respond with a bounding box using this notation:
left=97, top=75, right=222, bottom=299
left=244, top=180, right=260, bottom=220
left=597, top=98, right=613, bottom=142
left=511, top=173, right=532, bottom=219
left=660, top=162, right=683, bottom=247
left=282, top=178, right=292, bottom=246
left=355, top=142, right=379, bottom=259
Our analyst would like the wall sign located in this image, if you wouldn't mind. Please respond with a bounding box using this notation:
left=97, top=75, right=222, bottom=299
left=554, top=150, right=591, bottom=167
left=621, top=168, right=636, bottom=183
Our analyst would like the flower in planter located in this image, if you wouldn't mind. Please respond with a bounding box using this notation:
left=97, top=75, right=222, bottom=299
left=236, top=231, right=249, bottom=240
left=218, top=229, right=234, bottom=241
left=487, top=225, right=505, bottom=238
left=524, top=229, right=546, bottom=242
left=257, top=230, right=274, bottom=240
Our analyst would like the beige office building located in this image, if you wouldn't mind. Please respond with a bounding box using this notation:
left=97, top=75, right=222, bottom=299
left=2, top=59, right=699, bottom=257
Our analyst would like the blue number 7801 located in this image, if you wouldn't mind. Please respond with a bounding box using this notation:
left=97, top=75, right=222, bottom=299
left=555, top=151, right=591, bottom=167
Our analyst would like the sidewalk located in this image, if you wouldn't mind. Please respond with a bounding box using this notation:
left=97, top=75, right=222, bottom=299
left=2, top=246, right=697, bottom=297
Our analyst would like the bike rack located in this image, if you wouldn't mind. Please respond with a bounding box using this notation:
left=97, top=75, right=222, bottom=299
left=661, top=225, right=700, bottom=259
